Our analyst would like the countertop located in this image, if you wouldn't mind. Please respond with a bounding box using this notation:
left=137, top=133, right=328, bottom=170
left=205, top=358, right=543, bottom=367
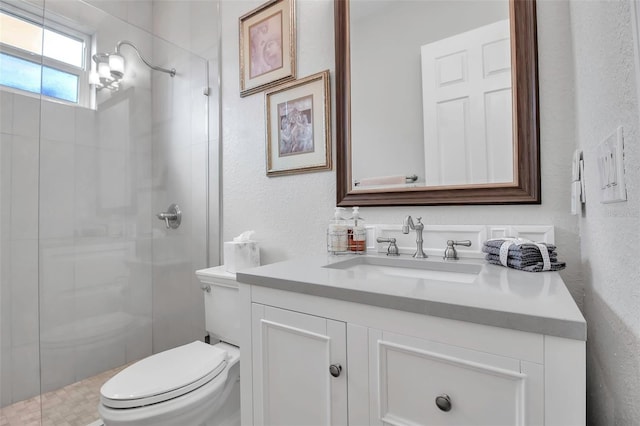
left=236, top=254, right=586, bottom=341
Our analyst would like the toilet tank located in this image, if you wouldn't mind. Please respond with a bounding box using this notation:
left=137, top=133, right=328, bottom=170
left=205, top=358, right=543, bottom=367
left=195, top=266, right=240, bottom=347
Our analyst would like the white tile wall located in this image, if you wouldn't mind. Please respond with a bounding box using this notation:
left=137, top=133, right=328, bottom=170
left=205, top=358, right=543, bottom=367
left=75, top=107, right=98, bottom=147
left=0, top=92, right=13, bottom=134
left=9, top=240, right=38, bottom=348
left=9, top=136, right=38, bottom=240
left=0, top=346, right=11, bottom=407
left=12, top=95, right=39, bottom=138
left=152, top=1, right=192, bottom=53
left=39, top=239, right=76, bottom=331
left=74, top=144, right=100, bottom=229
left=39, top=139, right=76, bottom=240
left=1, top=98, right=42, bottom=405
left=1, top=90, right=157, bottom=403
left=41, top=101, right=75, bottom=142
left=149, top=42, right=209, bottom=352
left=10, top=343, right=39, bottom=401
left=40, top=343, right=75, bottom=392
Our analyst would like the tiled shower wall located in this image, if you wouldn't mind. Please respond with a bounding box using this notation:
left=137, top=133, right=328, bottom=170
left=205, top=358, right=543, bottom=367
left=0, top=85, right=158, bottom=405
left=0, top=0, right=216, bottom=407
left=0, top=92, right=41, bottom=407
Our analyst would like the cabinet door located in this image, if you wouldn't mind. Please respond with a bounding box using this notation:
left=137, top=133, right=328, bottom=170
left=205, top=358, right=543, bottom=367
left=251, top=304, right=347, bottom=426
left=369, top=330, right=543, bottom=426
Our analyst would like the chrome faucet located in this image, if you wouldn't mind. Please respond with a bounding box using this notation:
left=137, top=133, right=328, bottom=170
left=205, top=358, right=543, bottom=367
left=402, top=216, right=427, bottom=258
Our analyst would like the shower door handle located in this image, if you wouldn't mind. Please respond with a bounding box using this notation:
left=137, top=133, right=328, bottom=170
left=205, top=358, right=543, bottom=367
left=156, top=204, right=182, bottom=229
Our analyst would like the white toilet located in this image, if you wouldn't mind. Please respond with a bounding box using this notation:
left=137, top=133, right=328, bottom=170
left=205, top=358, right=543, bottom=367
left=98, top=267, right=241, bottom=426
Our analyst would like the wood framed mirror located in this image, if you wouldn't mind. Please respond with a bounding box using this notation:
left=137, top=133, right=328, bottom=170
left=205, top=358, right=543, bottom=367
left=335, top=0, right=540, bottom=206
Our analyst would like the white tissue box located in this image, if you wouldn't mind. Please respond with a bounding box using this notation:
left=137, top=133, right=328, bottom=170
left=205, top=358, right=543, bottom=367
left=224, top=241, right=260, bottom=273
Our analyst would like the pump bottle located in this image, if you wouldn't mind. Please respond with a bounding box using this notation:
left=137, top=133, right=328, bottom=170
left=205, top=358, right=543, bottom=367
left=327, top=207, right=348, bottom=254
left=348, top=207, right=366, bottom=253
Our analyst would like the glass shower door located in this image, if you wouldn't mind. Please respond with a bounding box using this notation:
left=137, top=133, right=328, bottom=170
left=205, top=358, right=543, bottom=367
left=1, top=0, right=211, bottom=423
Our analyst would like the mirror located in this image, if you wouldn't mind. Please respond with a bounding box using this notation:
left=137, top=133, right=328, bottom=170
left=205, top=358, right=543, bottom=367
left=335, top=0, right=540, bottom=206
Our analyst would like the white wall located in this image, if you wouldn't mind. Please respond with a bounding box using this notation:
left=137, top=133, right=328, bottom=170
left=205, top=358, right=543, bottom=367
left=220, top=0, right=583, bottom=304
left=221, top=0, right=337, bottom=260
left=569, top=0, right=640, bottom=424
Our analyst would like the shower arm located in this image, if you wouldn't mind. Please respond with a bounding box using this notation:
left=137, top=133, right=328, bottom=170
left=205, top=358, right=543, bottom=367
left=115, top=40, right=176, bottom=77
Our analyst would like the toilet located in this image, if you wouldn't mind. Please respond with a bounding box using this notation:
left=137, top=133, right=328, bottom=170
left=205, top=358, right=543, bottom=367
left=98, top=266, right=241, bottom=426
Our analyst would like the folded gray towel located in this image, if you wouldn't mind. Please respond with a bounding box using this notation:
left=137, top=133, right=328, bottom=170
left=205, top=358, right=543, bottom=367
left=482, top=245, right=557, bottom=258
left=483, top=239, right=557, bottom=252
left=486, top=258, right=566, bottom=272
left=483, top=238, right=564, bottom=272
left=485, top=253, right=558, bottom=267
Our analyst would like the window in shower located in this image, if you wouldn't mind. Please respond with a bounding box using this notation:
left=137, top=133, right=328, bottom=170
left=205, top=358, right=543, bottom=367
left=0, top=5, right=91, bottom=105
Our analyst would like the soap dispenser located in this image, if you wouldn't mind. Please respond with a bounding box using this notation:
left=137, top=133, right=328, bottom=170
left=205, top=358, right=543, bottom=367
left=327, top=207, right=348, bottom=254
left=348, top=206, right=366, bottom=253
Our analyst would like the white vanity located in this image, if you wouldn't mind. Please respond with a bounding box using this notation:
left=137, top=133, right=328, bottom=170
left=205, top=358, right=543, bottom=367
left=236, top=253, right=586, bottom=426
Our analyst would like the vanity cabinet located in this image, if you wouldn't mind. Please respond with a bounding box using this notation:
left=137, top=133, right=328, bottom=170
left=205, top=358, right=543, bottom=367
left=241, top=285, right=584, bottom=426
left=238, top=251, right=586, bottom=426
left=250, top=304, right=348, bottom=426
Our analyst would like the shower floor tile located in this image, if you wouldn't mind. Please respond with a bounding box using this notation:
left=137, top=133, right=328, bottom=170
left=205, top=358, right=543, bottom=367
left=1, top=363, right=128, bottom=426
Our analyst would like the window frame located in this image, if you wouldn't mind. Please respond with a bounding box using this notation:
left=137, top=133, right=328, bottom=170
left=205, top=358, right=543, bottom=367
left=0, top=3, right=92, bottom=107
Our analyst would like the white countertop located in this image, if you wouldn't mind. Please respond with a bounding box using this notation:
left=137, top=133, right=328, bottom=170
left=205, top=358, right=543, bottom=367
left=236, top=254, right=586, bottom=341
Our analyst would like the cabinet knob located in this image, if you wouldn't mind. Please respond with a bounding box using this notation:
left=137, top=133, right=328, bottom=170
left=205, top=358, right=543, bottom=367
left=435, top=394, right=452, bottom=412
left=329, top=364, right=342, bottom=377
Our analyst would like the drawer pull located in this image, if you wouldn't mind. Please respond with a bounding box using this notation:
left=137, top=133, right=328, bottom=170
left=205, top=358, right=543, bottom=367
left=435, top=394, right=452, bottom=412
left=329, top=364, right=342, bottom=377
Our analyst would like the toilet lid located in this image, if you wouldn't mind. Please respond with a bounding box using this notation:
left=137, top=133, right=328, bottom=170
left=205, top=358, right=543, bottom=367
left=100, top=341, right=228, bottom=409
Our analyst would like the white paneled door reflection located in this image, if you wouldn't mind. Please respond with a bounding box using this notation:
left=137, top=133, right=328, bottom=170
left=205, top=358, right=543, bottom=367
left=421, top=19, right=513, bottom=187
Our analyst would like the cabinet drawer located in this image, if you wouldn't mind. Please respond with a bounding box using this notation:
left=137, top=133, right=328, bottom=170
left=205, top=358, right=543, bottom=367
left=370, top=331, right=542, bottom=426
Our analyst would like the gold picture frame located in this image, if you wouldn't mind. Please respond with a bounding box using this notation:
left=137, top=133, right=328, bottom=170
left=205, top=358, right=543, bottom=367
left=265, top=70, right=332, bottom=176
left=239, top=0, right=296, bottom=97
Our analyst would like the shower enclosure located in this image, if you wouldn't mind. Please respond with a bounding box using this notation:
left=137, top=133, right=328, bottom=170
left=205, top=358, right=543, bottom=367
left=0, top=0, right=217, bottom=423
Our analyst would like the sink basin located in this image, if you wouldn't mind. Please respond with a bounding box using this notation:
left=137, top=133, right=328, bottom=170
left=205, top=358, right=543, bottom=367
left=324, top=256, right=481, bottom=283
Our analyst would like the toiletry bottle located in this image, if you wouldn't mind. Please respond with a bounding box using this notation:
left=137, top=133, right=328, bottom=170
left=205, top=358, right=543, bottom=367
left=327, top=207, right=348, bottom=254
left=349, top=206, right=366, bottom=253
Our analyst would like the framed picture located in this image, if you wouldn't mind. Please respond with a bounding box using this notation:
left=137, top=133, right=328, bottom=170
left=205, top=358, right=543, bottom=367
left=265, top=70, right=332, bottom=176
left=239, top=0, right=296, bottom=97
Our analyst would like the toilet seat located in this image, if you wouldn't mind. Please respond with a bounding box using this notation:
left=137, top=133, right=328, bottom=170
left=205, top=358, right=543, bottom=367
left=100, top=341, right=228, bottom=409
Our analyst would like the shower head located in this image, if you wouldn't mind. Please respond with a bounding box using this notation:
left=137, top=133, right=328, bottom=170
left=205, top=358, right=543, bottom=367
left=91, top=40, right=175, bottom=90
left=113, top=40, right=176, bottom=78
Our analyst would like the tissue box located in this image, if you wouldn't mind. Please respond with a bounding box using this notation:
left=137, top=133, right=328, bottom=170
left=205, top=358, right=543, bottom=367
left=224, top=241, right=260, bottom=273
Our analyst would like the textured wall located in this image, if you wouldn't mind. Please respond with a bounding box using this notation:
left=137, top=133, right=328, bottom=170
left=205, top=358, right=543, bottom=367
left=220, top=0, right=337, bottom=260
left=220, top=0, right=583, bottom=302
left=569, top=0, right=640, bottom=424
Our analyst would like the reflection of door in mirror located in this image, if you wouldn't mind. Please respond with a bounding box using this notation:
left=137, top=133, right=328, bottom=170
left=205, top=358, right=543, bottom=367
left=350, top=0, right=510, bottom=189
left=422, top=19, right=513, bottom=187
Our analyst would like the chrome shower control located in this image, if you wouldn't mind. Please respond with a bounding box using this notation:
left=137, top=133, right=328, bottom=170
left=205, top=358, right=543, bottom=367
left=157, top=204, right=182, bottom=229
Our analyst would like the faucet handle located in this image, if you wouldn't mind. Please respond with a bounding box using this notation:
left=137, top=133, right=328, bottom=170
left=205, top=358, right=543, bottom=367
left=377, top=237, right=399, bottom=256
left=443, top=240, right=472, bottom=260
